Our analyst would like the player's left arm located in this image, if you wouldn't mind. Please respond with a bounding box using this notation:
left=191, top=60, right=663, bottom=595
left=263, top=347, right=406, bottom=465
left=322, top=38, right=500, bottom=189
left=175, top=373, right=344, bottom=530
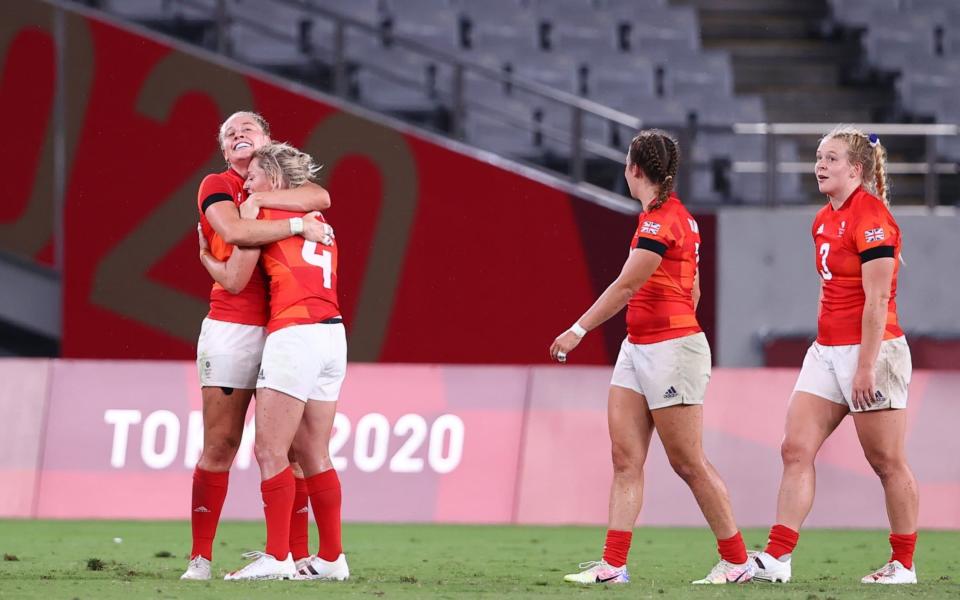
left=245, top=181, right=331, bottom=213
left=197, top=224, right=260, bottom=294
left=549, top=247, right=662, bottom=361
left=852, top=254, right=895, bottom=410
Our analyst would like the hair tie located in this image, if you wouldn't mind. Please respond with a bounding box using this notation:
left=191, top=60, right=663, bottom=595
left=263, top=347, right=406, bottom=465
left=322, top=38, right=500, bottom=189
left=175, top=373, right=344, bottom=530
left=868, top=133, right=880, bottom=147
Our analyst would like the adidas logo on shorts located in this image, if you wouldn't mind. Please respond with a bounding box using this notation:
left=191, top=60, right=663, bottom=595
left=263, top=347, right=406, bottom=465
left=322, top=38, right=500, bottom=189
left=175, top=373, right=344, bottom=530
left=257, top=368, right=265, bottom=381
left=663, top=386, right=678, bottom=399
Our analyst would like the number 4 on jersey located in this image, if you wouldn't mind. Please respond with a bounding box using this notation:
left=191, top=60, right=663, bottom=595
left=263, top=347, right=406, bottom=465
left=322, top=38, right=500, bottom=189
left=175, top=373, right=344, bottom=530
left=302, top=240, right=333, bottom=289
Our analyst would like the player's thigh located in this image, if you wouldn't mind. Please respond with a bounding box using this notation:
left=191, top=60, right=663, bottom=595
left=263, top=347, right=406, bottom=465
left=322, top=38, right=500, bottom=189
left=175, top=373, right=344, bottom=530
left=782, top=391, right=848, bottom=458
left=851, top=407, right=907, bottom=466
left=651, top=404, right=705, bottom=466
left=255, top=387, right=307, bottom=449
left=608, top=384, right=655, bottom=466
left=294, top=400, right=338, bottom=459
left=201, top=386, right=253, bottom=444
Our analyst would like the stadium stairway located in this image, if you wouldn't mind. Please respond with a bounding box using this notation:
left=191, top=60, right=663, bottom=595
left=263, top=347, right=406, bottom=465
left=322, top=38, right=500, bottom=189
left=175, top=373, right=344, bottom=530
left=673, top=0, right=946, bottom=204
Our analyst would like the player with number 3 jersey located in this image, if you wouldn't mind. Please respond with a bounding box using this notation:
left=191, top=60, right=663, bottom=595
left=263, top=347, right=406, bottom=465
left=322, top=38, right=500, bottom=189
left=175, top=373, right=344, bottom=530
left=550, top=130, right=753, bottom=586
left=752, top=126, right=917, bottom=586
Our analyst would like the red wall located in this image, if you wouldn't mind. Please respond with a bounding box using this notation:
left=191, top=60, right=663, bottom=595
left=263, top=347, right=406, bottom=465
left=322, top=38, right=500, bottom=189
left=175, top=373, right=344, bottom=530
left=1, top=2, right=715, bottom=365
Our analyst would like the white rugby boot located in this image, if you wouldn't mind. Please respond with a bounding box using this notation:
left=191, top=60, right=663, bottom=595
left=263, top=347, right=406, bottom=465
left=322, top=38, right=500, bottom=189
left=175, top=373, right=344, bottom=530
left=295, top=553, right=350, bottom=581
left=751, top=550, right=792, bottom=583
left=223, top=551, right=296, bottom=581
left=861, top=560, right=917, bottom=584
left=563, top=560, right=629, bottom=584
left=692, top=559, right=754, bottom=584
left=180, top=555, right=211, bottom=580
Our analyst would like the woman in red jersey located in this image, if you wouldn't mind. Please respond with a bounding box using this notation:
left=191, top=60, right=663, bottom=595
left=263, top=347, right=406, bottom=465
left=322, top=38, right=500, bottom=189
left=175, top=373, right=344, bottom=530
left=752, top=127, right=917, bottom=585
left=183, top=111, right=332, bottom=581
left=550, top=130, right=752, bottom=586
left=199, top=143, right=348, bottom=582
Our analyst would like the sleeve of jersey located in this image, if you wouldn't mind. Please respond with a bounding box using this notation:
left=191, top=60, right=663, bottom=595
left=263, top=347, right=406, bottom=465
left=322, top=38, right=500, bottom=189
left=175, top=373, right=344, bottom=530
left=197, top=174, right=235, bottom=215
left=853, top=209, right=896, bottom=263
left=633, top=214, right=672, bottom=256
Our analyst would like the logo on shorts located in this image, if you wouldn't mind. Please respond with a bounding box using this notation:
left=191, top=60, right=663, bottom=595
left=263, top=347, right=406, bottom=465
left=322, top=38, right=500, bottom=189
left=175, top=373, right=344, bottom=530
left=864, top=227, right=885, bottom=243
left=257, top=368, right=265, bottom=381
left=874, top=390, right=886, bottom=403
left=663, top=386, right=678, bottom=399
left=640, top=221, right=661, bottom=235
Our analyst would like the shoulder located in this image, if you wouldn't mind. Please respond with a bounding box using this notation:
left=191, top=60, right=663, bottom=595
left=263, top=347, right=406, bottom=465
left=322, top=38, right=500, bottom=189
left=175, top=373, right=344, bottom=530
left=853, top=190, right=896, bottom=224
left=199, top=172, right=234, bottom=195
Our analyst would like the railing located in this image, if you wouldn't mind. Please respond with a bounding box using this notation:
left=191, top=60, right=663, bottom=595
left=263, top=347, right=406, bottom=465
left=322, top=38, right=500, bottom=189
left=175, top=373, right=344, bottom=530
left=733, top=123, right=960, bottom=208
left=94, top=0, right=959, bottom=207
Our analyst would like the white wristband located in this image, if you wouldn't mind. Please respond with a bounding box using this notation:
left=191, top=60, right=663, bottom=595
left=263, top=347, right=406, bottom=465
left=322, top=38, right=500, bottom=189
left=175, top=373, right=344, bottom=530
left=289, top=217, right=304, bottom=235
left=570, top=322, right=587, bottom=338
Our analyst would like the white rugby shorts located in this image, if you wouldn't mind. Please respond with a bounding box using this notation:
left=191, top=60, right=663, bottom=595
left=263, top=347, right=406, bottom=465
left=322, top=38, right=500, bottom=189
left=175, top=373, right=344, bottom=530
left=196, top=317, right=266, bottom=389
left=793, top=336, right=911, bottom=412
left=257, top=322, right=347, bottom=402
left=610, top=332, right=711, bottom=410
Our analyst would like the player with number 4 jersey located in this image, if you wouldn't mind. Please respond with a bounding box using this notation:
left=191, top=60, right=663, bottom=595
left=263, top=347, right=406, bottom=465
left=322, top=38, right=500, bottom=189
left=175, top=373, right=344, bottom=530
left=205, top=143, right=349, bottom=582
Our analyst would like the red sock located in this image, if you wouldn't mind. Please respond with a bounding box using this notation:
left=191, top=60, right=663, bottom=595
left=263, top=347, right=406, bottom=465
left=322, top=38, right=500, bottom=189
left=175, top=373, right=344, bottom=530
left=764, top=524, right=799, bottom=559
left=189, top=468, right=229, bottom=560
left=305, top=469, right=343, bottom=561
left=261, top=467, right=296, bottom=560
left=717, top=531, right=747, bottom=565
left=602, top=529, right=632, bottom=568
left=289, top=477, right=310, bottom=560
left=890, top=532, right=917, bottom=569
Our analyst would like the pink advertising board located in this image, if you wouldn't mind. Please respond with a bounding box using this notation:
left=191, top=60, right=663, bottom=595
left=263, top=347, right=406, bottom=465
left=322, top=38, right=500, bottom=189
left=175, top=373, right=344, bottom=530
left=2, top=360, right=958, bottom=528
left=32, top=361, right=528, bottom=523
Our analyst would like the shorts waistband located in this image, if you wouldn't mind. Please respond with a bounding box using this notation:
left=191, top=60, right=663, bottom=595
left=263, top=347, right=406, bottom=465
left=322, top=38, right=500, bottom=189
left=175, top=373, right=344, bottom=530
left=319, top=317, right=343, bottom=325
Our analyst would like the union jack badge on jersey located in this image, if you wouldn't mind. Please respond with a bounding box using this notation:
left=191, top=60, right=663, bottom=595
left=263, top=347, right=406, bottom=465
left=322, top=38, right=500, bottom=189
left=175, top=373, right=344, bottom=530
left=640, top=221, right=661, bottom=235
left=864, top=227, right=885, bottom=243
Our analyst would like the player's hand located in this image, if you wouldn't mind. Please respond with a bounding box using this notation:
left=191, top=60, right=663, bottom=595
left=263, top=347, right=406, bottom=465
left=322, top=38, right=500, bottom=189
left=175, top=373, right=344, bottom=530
left=550, top=330, right=582, bottom=363
left=851, top=366, right=876, bottom=411
left=197, top=223, right=209, bottom=255
left=302, top=211, right=335, bottom=245
left=239, top=199, right=260, bottom=220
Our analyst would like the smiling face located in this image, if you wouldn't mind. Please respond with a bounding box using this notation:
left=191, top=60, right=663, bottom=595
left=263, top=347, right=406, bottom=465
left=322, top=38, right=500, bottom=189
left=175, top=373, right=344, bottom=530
left=815, top=136, right=862, bottom=198
left=220, top=112, right=270, bottom=168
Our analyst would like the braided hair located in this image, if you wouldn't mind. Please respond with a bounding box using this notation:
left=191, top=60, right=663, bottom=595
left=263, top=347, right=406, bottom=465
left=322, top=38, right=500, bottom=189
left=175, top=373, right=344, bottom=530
left=627, top=129, right=680, bottom=210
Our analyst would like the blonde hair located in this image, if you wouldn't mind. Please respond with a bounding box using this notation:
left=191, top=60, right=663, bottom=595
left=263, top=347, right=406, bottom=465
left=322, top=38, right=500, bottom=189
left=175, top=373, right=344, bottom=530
left=252, top=142, right=321, bottom=189
left=821, top=125, right=890, bottom=205
left=627, top=129, right=680, bottom=210
left=217, top=110, right=271, bottom=150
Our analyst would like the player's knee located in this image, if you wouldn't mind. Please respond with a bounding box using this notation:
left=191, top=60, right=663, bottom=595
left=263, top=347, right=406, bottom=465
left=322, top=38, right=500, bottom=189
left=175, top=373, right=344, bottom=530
left=202, top=436, right=242, bottom=468
left=254, top=439, right=287, bottom=468
left=610, top=444, right=644, bottom=478
left=780, top=438, right=815, bottom=467
left=668, top=455, right=705, bottom=482
left=864, top=449, right=904, bottom=482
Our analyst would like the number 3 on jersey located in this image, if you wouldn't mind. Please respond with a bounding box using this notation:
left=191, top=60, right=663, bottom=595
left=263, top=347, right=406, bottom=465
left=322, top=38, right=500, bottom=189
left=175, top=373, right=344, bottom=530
left=818, top=242, right=833, bottom=280
left=302, top=240, right=333, bottom=288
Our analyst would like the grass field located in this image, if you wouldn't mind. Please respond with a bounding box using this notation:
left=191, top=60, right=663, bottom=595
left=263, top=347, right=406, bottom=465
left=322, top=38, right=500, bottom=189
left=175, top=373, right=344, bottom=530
left=0, top=521, right=957, bottom=599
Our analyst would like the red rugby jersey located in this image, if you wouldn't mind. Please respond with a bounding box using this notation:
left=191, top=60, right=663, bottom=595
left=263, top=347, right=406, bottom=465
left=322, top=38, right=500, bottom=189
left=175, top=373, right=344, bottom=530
left=626, top=195, right=702, bottom=344
left=259, top=208, right=340, bottom=334
left=812, top=186, right=903, bottom=346
left=197, top=170, right=269, bottom=326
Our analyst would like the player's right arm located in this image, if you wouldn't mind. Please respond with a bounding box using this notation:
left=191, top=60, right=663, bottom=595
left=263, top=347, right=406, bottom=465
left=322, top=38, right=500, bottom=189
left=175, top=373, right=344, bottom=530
left=197, top=224, right=260, bottom=294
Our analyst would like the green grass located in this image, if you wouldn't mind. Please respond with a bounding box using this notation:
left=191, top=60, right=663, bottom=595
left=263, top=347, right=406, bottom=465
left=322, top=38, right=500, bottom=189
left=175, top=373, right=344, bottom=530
left=0, top=521, right=957, bottom=599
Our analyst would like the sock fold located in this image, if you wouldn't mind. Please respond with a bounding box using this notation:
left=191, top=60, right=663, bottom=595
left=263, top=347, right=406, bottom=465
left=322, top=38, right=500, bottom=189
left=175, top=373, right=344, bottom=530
left=764, top=524, right=799, bottom=559
left=602, top=529, right=633, bottom=568
left=890, top=532, right=917, bottom=570
left=717, top=531, right=747, bottom=565
left=261, top=467, right=296, bottom=560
